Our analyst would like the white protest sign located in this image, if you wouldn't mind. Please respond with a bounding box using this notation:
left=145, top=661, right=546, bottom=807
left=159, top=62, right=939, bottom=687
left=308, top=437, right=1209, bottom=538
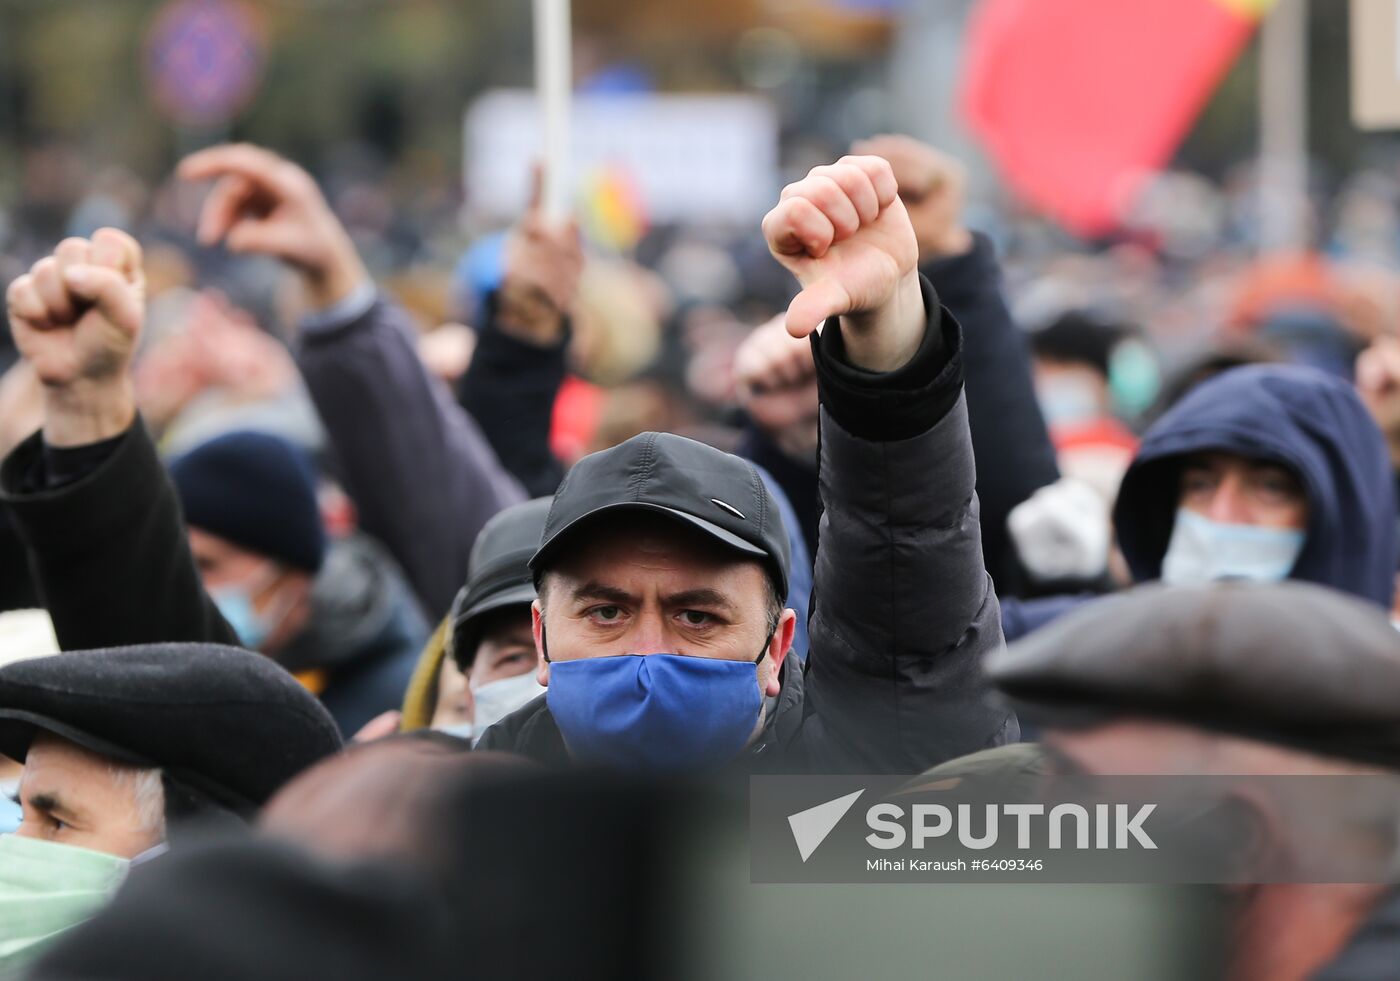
left=464, top=90, right=779, bottom=226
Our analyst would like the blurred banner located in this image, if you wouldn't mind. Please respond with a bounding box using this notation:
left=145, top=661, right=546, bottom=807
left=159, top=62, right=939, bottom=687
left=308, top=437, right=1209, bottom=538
left=1352, top=0, right=1400, bottom=129
left=463, top=91, right=778, bottom=228
left=960, top=0, right=1275, bottom=236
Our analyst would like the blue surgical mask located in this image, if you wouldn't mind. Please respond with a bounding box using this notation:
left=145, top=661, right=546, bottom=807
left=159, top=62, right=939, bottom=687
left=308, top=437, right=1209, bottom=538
left=209, top=586, right=270, bottom=650
left=1160, top=508, right=1306, bottom=586
left=546, top=653, right=764, bottom=771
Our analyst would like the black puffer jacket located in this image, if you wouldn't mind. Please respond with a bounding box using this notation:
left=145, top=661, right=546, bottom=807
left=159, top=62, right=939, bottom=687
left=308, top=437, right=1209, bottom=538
left=480, top=277, right=1018, bottom=773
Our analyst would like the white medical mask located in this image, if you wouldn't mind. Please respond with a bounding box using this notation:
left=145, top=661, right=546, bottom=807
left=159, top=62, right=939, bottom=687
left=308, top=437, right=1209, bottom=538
left=467, top=672, right=546, bottom=744
left=1161, top=508, right=1306, bottom=585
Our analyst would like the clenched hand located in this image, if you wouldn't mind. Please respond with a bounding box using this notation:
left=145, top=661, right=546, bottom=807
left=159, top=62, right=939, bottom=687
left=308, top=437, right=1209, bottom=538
left=762, top=155, right=924, bottom=372
left=6, top=228, right=145, bottom=446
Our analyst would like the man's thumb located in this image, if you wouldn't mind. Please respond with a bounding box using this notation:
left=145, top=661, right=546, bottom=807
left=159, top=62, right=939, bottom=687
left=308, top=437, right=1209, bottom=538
left=62, top=265, right=142, bottom=334
left=784, top=279, right=849, bottom=338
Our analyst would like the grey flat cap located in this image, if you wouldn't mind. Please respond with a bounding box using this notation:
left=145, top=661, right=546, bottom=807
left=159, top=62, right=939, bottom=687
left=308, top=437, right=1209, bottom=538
left=988, top=581, right=1400, bottom=769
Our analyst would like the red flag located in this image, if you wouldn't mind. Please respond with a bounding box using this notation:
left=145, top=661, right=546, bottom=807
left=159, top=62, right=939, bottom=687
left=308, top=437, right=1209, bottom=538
left=960, top=0, right=1272, bottom=236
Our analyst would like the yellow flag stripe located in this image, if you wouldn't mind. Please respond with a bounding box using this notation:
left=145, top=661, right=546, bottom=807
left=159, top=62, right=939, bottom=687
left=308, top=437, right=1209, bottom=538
left=1210, top=0, right=1278, bottom=18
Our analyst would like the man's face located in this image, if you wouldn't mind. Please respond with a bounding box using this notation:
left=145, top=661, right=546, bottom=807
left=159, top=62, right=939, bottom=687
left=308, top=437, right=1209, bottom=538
left=1177, top=452, right=1307, bottom=531
left=188, top=527, right=311, bottom=651
left=470, top=609, right=538, bottom=689
left=432, top=609, right=537, bottom=728
left=14, top=733, right=162, bottom=858
left=532, top=514, right=795, bottom=699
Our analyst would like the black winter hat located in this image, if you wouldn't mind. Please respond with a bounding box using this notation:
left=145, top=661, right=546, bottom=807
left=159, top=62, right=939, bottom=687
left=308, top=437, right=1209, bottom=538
left=169, top=430, right=327, bottom=573
left=988, top=581, right=1400, bottom=770
left=450, top=497, right=552, bottom=668
left=0, top=644, right=342, bottom=815
left=530, top=431, right=791, bottom=597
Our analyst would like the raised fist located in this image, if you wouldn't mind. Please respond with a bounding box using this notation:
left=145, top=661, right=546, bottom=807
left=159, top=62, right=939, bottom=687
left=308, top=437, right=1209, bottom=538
left=6, top=228, right=145, bottom=446
left=733, top=314, right=819, bottom=460
left=178, top=143, right=368, bottom=310
left=762, top=155, right=923, bottom=372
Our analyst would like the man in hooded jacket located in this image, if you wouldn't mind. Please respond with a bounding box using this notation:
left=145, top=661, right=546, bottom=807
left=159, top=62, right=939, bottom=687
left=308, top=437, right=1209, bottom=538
left=1002, top=363, right=1398, bottom=639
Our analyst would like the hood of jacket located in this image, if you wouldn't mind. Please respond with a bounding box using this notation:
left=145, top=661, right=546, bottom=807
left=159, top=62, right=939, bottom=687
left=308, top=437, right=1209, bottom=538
left=278, top=534, right=428, bottom=673
left=1113, top=364, right=1397, bottom=608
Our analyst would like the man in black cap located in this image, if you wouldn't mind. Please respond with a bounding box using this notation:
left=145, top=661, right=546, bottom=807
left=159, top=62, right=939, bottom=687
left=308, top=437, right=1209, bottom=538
left=399, top=498, right=552, bottom=738
left=475, top=154, right=1015, bottom=771
left=0, top=642, right=340, bottom=969
left=3, top=151, right=1013, bottom=773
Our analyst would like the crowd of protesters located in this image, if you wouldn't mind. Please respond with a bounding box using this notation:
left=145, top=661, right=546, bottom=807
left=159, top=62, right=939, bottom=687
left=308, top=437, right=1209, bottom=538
left=2, top=93, right=1400, bottom=979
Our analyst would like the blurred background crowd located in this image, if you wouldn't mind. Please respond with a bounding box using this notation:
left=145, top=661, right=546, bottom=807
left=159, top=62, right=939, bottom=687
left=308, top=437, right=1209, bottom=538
left=0, top=0, right=1394, bottom=511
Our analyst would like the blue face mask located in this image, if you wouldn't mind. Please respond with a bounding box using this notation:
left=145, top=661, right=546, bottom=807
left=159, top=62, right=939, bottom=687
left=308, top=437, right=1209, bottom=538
left=1160, top=508, right=1306, bottom=586
left=209, top=587, right=270, bottom=651
left=546, top=652, right=765, bottom=771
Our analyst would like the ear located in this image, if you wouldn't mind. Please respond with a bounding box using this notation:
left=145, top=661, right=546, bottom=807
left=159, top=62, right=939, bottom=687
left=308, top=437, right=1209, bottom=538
left=764, top=609, right=798, bottom=698
left=1181, top=789, right=1277, bottom=892
left=531, top=600, right=550, bottom=687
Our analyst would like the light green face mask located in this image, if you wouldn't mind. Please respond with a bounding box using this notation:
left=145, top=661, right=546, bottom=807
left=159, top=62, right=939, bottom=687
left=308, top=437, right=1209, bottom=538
left=0, top=833, right=129, bottom=973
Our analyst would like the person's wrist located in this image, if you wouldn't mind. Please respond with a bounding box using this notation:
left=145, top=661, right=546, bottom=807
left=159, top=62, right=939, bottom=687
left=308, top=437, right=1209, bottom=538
left=838, top=271, right=926, bottom=372
left=303, top=237, right=370, bottom=311
left=41, top=377, right=136, bottom=448
left=495, top=279, right=567, bottom=347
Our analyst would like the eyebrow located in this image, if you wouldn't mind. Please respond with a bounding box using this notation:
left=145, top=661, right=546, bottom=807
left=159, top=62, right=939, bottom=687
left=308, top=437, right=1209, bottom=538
left=569, top=582, right=737, bottom=614
left=570, top=582, right=639, bottom=606
left=27, top=791, right=80, bottom=822
left=663, top=588, right=738, bottom=614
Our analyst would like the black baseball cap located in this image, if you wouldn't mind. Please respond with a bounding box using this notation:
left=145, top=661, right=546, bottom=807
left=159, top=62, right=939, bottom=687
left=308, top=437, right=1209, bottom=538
left=529, top=432, right=791, bottom=597
left=450, top=497, right=553, bottom=667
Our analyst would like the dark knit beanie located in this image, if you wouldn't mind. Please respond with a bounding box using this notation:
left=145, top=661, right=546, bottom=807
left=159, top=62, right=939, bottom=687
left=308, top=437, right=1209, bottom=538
left=169, top=430, right=327, bottom=573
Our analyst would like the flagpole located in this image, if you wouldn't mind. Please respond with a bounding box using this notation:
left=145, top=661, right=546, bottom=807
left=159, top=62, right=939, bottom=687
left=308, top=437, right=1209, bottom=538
left=533, top=0, right=572, bottom=224
left=1258, top=0, right=1309, bottom=253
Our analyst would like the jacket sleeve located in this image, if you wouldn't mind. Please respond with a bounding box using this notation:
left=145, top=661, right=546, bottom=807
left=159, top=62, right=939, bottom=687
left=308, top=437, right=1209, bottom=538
left=924, top=234, right=1059, bottom=597
left=457, top=297, right=568, bottom=498
left=296, top=295, right=526, bottom=619
left=803, top=275, right=1017, bottom=773
left=0, top=423, right=238, bottom=650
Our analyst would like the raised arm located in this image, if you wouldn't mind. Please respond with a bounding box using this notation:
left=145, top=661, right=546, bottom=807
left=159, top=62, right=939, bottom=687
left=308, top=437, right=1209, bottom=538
left=855, top=135, right=1059, bottom=596
left=0, top=229, right=238, bottom=649
left=763, top=155, right=1015, bottom=772
left=457, top=180, right=583, bottom=498
left=178, top=145, right=526, bottom=619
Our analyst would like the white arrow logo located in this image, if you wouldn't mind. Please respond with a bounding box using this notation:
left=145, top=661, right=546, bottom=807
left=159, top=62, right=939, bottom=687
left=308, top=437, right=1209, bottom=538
left=787, top=790, right=865, bottom=862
